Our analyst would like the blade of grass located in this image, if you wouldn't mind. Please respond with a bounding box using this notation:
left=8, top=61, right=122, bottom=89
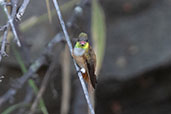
left=13, top=45, right=48, bottom=114
left=28, top=79, right=48, bottom=114
left=2, top=103, right=29, bottom=114
left=2, top=45, right=48, bottom=114
left=12, top=44, right=27, bottom=73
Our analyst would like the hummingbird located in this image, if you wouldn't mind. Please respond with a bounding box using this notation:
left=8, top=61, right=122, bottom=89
left=72, top=32, right=97, bottom=89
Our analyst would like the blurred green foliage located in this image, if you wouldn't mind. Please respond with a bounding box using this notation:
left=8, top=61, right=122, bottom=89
left=91, top=0, right=106, bottom=75
left=2, top=45, right=48, bottom=114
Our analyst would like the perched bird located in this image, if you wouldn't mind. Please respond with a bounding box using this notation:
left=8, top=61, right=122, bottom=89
left=72, top=32, right=97, bottom=89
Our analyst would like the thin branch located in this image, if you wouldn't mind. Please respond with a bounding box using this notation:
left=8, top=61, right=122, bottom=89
left=0, top=24, right=8, bottom=31
left=0, top=1, right=11, bottom=6
left=52, top=0, right=95, bottom=114
left=3, top=0, right=21, bottom=46
left=18, top=86, right=34, bottom=114
left=16, top=0, right=30, bottom=21
left=45, top=0, right=52, bottom=23
left=0, top=23, right=9, bottom=61
left=0, top=57, right=45, bottom=107
left=0, top=1, right=10, bottom=61
left=0, top=33, right=64, bottom=107
left=0, top=0, right=21, bottom=61
left=29, top=58, right=57, bottom=114
left=0, top=0, right=89, bottom=109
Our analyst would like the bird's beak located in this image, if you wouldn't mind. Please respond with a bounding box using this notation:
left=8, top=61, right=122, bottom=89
left=80, top=41, right=86, bottom=45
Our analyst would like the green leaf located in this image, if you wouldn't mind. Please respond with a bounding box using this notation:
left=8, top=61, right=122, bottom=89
left=2, top=103, right=29, bottom=114
left=91, top=0, right=106, bottom=75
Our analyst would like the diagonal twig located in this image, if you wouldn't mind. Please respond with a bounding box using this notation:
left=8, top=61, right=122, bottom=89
left=0, top=0, right=89, bottom=109
left=16, top=0, right=31, bottom=21
left=3, top=0, right=21, bottom=47
left=0, top=24, right=8, bottom=31
left=0, top=33, right=64, bottom=107
left=17, top=85, right=34, bottom=114
left=52, top=0, right=95, bottom=114
left=0, top=23, right=9, bottom=61
left=0, top=56, right=45, bottom=107
left=0, top=0, right=21, bottom=61
left=29, top=57, right=58, bottom=114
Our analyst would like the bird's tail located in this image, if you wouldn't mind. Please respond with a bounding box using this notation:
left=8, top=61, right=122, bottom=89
left=82, top=72, right=96, bottom=90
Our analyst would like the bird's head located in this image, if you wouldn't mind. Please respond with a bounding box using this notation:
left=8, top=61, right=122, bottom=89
left=74, top=32, right=89, bottom=50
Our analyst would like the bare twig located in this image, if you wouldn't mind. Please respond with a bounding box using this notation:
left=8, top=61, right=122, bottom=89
left=0, top=0, right=88, bottom=109
left=0, top=24, right=8, bottom=31
left=0, top=57, right=45, bottom=107
left=0, top=1, right=11, bottom=6
left=3, top=0, right=21, bottom=46
left=72, top=79, right=88, bottom=114
left=52, top=0, right=95, bottom=114
left=0, top=1, right=10, bottom=61
left=0, top=23, right=9, bottom=61
left=18, top=86, right=34, bottom=114
left=45, top=0, right=52, bottom=23
left=0, top=33, right=64, bottom=107
left=29, top=59, right=57, bottom=114
left=0, top=0, right=21, bottom=61
left=16, top=0, right=31, bottom=20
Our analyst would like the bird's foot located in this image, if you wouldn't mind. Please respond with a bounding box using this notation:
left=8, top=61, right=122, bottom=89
left=80, top=68, right=86, bottom=73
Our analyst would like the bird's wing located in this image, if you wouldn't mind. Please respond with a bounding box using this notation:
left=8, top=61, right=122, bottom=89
left=84, top=47, right=97, bottom=89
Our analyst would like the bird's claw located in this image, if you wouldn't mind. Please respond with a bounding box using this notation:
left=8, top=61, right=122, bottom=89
left=77, top=68, right=86, bottom=74
left=80, top=68, right=86, bottom=73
